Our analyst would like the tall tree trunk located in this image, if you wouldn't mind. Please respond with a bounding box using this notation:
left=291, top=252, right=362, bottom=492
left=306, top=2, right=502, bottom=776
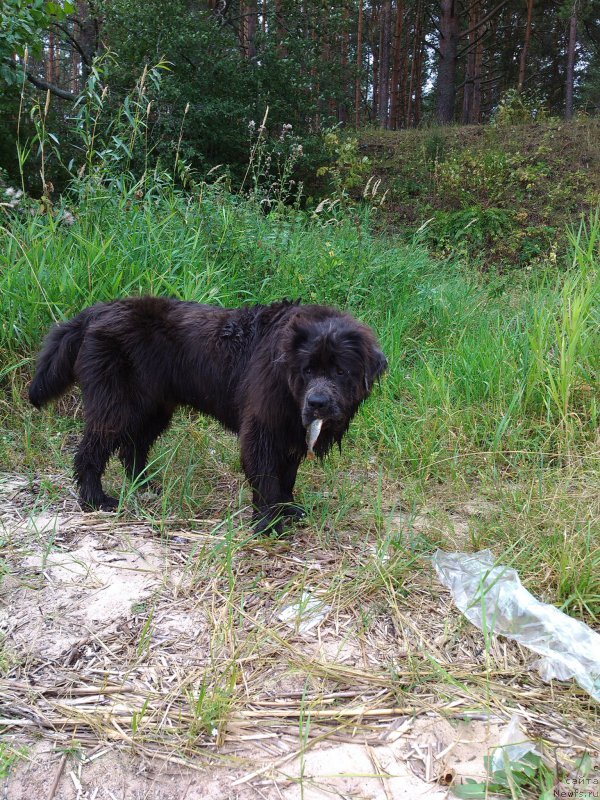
left=565, top=5, right=577, bottom=120
left=436, top=0, right=459, bottom=123
left=246, top=0, right=257, bottom=59
left=320, top=6, right=336, bottom=120
left=339, top=3, right=350, bottom=123
left=389, top=0, right=404, bottom=129
left=406, top=0, right=422, bottom=126
left=401, top=34, right=409, bottom=124
left=311, top=24, right=320, bottom=130
left=72, top=51, right=80, bottom=93
left=239, top=3, right=247, bottom=53
left=414, top=36, right=424, bottom=124
left=471, top=25, right=484, bottom=122
left=462, top=0, right=480, bottom=123
left=46, top=32, right=56, bottom=85
left=517, top=0, right=534, bottom=91
left=458, top=0, right=511, bottom=119
left=378, top=0, right=391, bottom=126
left=275, top=0, right=286, bottom=56
left=372, top=4, right=380, bottom=121
left=355, top=0, right=364, bottom=126
left=75, top=0, right=98, bottom=82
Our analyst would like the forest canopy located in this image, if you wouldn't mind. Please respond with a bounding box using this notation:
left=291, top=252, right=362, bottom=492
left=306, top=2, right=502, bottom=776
left=1, top=0, right=599, bottom=186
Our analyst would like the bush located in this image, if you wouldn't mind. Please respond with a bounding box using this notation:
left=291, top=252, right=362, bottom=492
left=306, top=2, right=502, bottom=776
left=492, top=88, right=550, bottom=126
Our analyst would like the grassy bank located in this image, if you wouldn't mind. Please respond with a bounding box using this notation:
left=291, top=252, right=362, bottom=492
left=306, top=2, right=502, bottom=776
left=362, top=118, right=600, bottom=270
left=1, top=189, right=599, bottom=618
left=1, top=185, right=599, bottom=793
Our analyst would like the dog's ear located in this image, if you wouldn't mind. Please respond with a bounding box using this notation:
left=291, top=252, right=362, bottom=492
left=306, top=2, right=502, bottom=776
left=365, top=346, right=388, bottom=391
left=284, top=317, right=312, bottom=358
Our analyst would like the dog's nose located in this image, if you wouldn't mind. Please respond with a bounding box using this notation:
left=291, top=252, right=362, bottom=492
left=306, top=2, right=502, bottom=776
left=306, top=393, right=328, bottom=413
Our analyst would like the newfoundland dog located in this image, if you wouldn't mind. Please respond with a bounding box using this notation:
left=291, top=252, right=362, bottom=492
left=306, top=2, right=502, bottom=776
left=29, top=297, right=387, bottom=533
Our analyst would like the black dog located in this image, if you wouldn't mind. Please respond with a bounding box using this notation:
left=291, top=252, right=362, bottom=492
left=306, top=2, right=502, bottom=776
left=29, top=297, right=387, bottom=532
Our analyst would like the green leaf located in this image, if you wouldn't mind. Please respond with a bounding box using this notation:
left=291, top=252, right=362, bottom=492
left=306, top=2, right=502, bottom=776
left=575, top=753, right=593, bottom=777
left=451, top=782, right=488, bottom=799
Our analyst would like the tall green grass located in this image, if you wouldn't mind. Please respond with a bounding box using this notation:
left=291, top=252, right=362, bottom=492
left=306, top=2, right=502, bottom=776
left=1, top=187, right=599, bottom=486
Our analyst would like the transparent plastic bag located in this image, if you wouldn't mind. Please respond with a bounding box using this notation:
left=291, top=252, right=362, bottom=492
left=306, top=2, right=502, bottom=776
left=489, top=714, right=538, bottom=773
left=432, top=549, right=600, bottom=702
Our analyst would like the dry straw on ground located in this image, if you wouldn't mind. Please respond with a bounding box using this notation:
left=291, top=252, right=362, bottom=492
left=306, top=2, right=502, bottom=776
left=0, top=474, right=598, bottom=799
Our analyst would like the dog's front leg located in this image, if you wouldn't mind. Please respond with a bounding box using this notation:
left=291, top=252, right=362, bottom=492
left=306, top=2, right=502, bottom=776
left=251, top=479, right=285, bottom=535
left=240, top=422, right=288, bottom=535
left=278, top=458, right=306, bottom=521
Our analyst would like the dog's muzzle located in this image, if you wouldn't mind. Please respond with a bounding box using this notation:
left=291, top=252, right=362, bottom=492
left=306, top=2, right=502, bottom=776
left=302, top=387, right=340, bottom=427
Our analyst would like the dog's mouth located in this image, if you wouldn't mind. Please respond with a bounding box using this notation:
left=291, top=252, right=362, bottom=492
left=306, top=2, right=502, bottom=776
left=302, top=408, right=323, bottom=425
left=301, top=389, right=342, bottom=456
left=305, top=418, right=324, bottom=458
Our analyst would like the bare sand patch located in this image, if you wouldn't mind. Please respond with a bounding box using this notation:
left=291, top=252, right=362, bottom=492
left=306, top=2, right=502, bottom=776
left=1, top=474, right=597, bottom=799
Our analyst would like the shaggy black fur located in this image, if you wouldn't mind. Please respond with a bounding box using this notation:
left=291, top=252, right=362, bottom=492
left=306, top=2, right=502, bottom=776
left=29, top=297, right=387, bottom=533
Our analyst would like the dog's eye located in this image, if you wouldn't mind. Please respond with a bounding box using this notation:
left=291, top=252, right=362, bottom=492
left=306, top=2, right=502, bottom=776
left=304, top=367, right=313, bottom=376
left=336, top=367, right=345, bottom=376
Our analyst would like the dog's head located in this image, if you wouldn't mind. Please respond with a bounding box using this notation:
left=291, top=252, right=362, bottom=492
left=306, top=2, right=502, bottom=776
left=282, top=310, right=388, bottom=431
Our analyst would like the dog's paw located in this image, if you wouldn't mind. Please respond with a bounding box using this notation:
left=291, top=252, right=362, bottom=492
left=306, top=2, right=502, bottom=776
left=282, top=503, right=306, bottom=521
left=252, top=510, right=285, bottom=537
left=81, top=495, right=119, bottom=512
left=100, top=495, right=119, bottom=511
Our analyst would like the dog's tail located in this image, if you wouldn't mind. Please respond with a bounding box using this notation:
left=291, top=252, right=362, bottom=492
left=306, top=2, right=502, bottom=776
left=29, top=310, right=91, bottom=408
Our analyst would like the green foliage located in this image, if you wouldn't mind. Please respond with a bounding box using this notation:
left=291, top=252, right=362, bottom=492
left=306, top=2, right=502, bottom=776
left=1, top=0, right=599, bottom=198
left=10, top=54, right=179, bottom=200
left=93, top=0, right=353, bottom=180
left=241, top=115, right=305, bottom=210
left=453, top=749, right=597, bottom=800
left=452, top=751, right=555, bottom=799
left=492, top=89, right=550, bottom=126
left=186, top=668, right=237, bottom=742
left=0, top=0, right=75, bottom=184
left=316, top=129, right=371, bottom=202
left=98, top=0, right=255, bottom=173
left=0, top=743, right=27, bottom=780
left=433, top=146, right=551, bottom=209
left=0, top=0, right=73, bottom=85
left=424, top=206, right=514, bottom=260
left=423, top=130, right=448, bottom=167
left=525, top=214, right=600, bottom=427
left=69, top=57, right=171, bottom=192
left=364, top=119, right=600, bottom=269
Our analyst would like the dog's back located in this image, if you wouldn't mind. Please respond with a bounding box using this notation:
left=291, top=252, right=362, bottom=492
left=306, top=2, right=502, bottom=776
left=30, top=296, right=281, bottom=430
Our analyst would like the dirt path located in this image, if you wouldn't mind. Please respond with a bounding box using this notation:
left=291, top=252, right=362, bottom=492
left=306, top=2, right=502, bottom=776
left=0, top=475, right=596, bottom=799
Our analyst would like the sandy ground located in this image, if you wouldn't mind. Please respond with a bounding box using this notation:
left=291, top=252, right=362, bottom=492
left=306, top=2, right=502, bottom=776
left=5, top=715, right=500, bottom=800
left=0, top=474, right=596, bottom=799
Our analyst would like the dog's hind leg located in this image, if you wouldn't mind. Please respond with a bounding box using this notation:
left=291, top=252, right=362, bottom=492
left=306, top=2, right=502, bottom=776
left=119, top=405, right=174, bottom=490
left=74, top=427, right=120, bottom=511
